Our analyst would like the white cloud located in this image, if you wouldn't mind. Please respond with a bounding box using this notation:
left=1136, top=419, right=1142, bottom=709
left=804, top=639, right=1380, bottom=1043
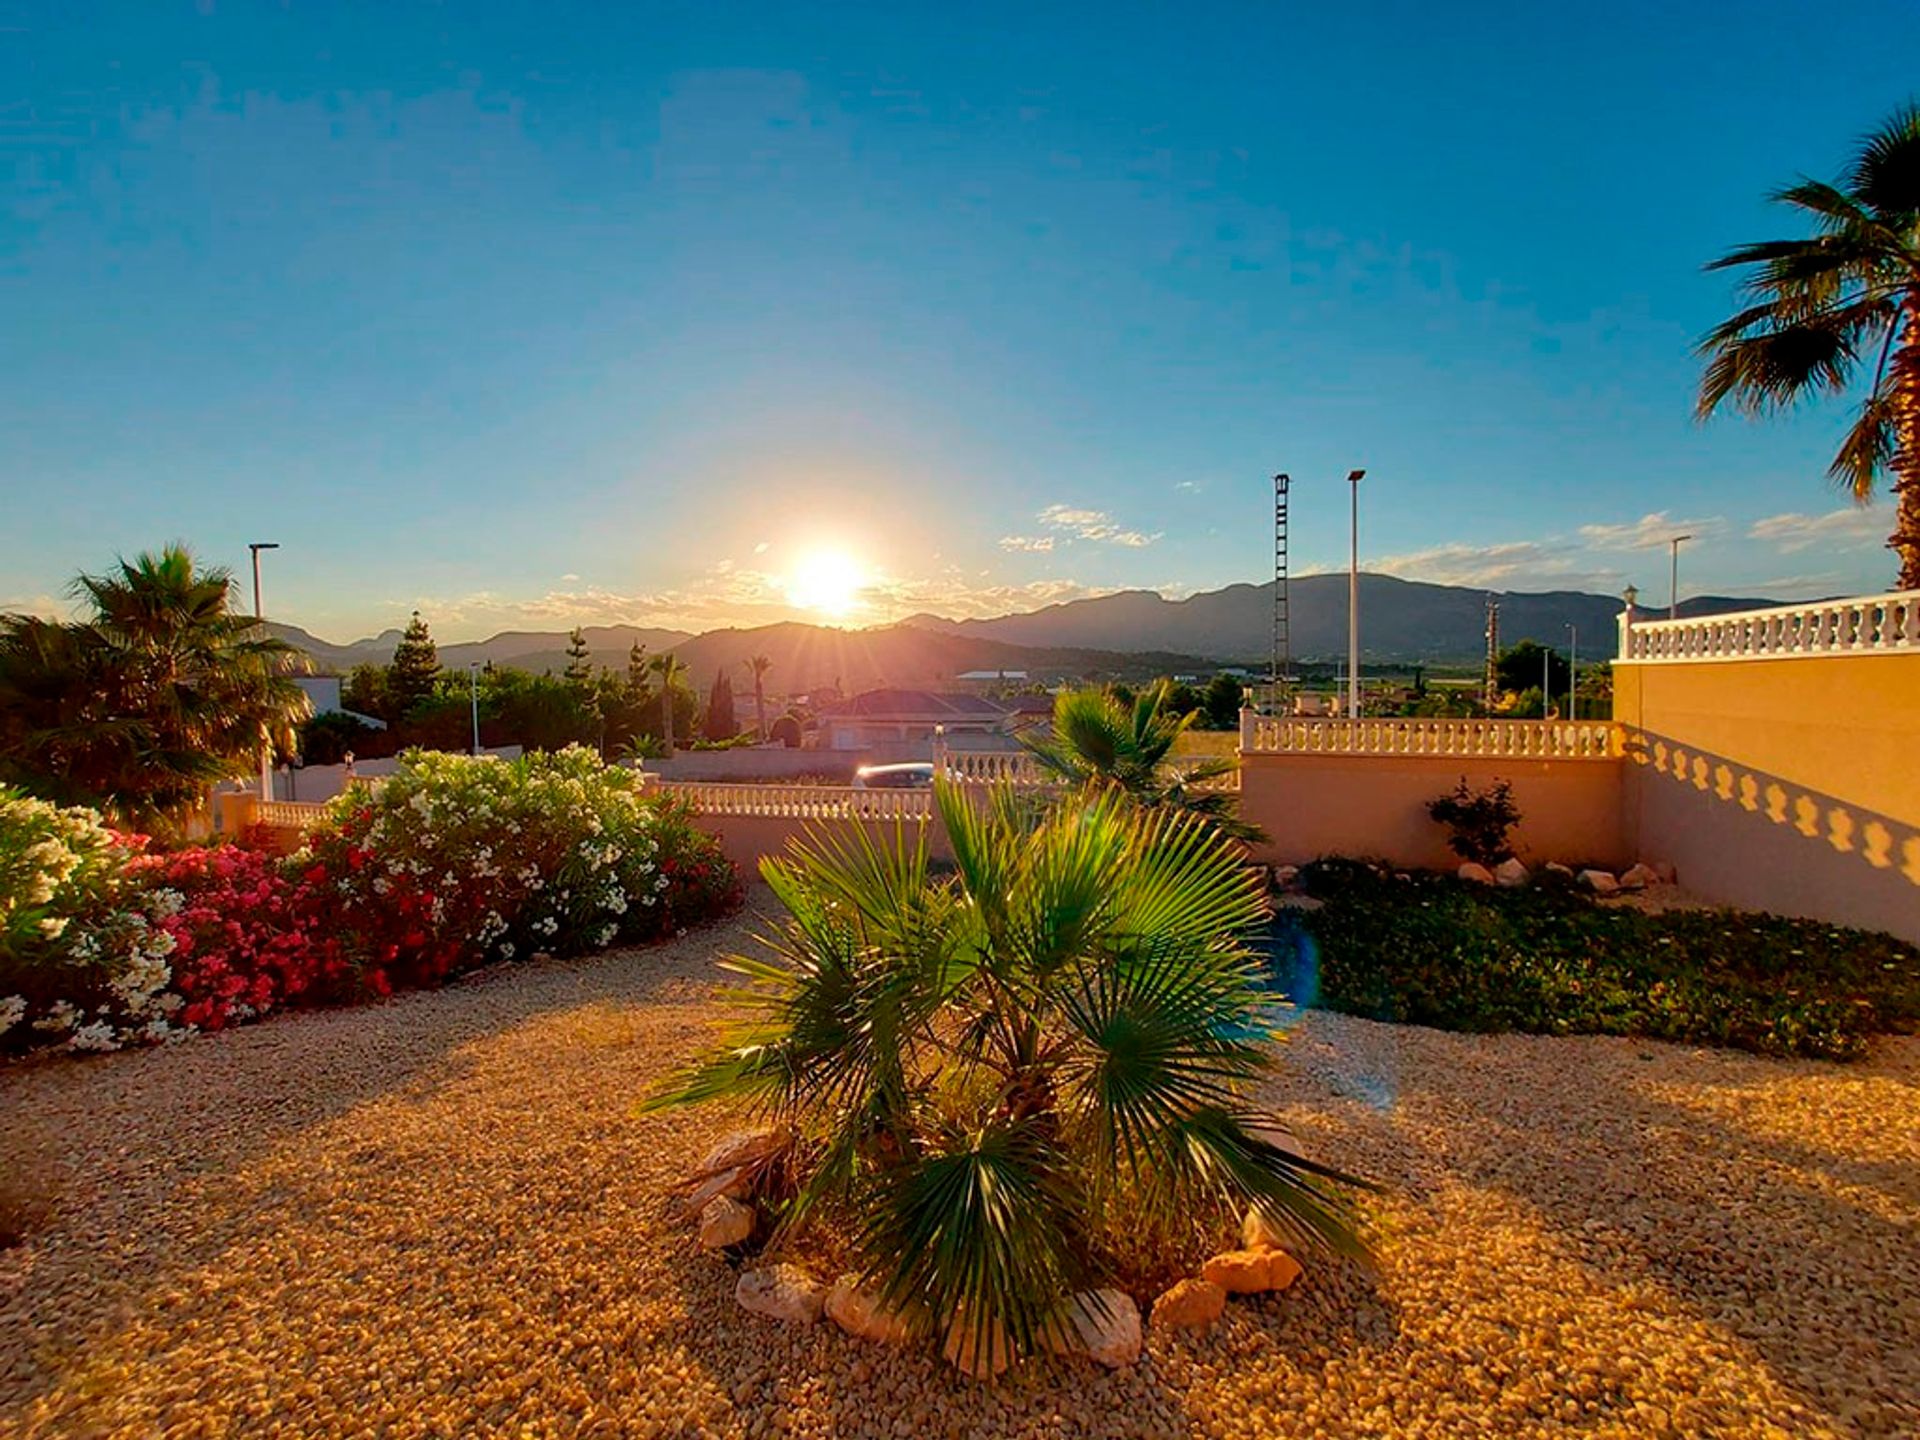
left=0, top=592, right=69, bottom=621
left=1036, top=503, right=1159, bottom=548
left=1748, top=506, right=1889, bottom=553
left=1576, top=511, right=1723, bottom=550
left=559, top=572, right=580, bottom=582
left=998, top=534, right=1057, bottom=553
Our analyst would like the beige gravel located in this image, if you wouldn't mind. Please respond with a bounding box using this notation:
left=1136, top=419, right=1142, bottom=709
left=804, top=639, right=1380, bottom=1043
left=2, top=884, right=1916, bottom=1439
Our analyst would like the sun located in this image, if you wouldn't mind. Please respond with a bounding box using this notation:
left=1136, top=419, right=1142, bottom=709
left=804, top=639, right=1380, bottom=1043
left=784, top=547, right=868, bottom=619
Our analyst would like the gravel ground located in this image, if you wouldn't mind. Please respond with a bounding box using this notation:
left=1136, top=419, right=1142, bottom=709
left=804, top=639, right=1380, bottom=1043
left=2, top=885, right=1915, bottom=1439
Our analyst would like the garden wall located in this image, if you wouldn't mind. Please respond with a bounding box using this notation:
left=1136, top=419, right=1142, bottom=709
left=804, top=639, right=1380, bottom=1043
left=692, top=813, right=953, bottom=873
left=1614, top=651, right=1920, bottom=943
left=1237, top=752, right=1628, bottom=870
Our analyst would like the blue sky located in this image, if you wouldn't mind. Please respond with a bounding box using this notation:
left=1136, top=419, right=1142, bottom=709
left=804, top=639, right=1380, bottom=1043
left=4, top=1, right=1916, bottom=640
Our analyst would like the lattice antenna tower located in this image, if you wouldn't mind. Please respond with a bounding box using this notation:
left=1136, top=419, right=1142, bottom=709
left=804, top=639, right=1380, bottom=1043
left=1483, top=595, right=1501, bottom=713
left=1270, top=472, right=1291, bottom=715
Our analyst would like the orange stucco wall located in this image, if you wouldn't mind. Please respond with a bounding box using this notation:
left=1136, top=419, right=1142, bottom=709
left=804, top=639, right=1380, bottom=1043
left=1614, top=653, right=1920, bottom=941
left=1237, top=753, right=1628, bottom=870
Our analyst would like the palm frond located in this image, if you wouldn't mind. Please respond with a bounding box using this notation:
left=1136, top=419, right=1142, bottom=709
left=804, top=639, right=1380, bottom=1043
left=1846, top=101, right=1920, bottom=222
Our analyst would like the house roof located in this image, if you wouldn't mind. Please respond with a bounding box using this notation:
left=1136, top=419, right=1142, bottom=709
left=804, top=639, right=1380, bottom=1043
left=834, top=689, right=1011, bottom=720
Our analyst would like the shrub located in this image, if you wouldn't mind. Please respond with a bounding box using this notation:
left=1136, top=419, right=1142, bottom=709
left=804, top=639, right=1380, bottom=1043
left=1289, top=860, right=1920, bottom=1060
left=303, top=746, right=738, bottom=993
left=1426, top=777, right=1521, bottom=865
left=651, top=783, right=1367, bottom=1364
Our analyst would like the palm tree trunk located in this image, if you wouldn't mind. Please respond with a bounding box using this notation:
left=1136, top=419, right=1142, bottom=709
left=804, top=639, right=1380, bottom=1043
left=1893, top=302, right=1920, bottom=591
left=754, top=677, right=766, bottom=742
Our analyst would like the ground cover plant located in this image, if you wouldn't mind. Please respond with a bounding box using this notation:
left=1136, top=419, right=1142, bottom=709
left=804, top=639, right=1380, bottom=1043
left=1277, top=859, right=1920, bottom=1060
left=651, top=780, right=1368, bottom=1367
left=0, top=748, right=740, bottom=1055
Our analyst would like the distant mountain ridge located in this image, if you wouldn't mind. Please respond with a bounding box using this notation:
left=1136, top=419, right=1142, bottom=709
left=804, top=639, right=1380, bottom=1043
left=271, top=573, right=1783, bottom=687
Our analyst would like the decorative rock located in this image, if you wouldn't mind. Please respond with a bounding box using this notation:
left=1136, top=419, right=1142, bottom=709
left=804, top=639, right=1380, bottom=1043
left=734, top=1264, right=826, bottom=1325
left=1544, top=861, right=1574, bottom=877
left=1272, top=864, right=1300, bottom=889
left=1457, top=862, right=1495, bottom=884
left=1493, top=857, right=1530, bottom=888
left=688, top=1127, right=789, bottom=1209
left=1202, top=1248, right=1304, bottom=1294
left=1578, top=869, right=1620, bottom=896
left=1150, top=1277, right=1226, bottom=1332
left=942, top=1315, right=1012, bottom=1380
left=1242, top=1206, right=1291, bottom=1251
left=1648, top=859, right=1678, bottom=884
left=1619, top=863, right=1659, bottom=890
left=1051, top=1289, right=1142, bottom=1369
left=697, top=1195, right=754, bottom=1249
left=1247, top=1121, right=1305, bottom=1158
left=824, top=1275, right=917, bottom=1345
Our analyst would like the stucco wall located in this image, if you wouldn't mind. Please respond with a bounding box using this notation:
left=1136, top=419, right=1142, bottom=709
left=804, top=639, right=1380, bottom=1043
left=1238, top=753, right=1628, bottom=870
left=1614, top=653, right=1920, bottom=941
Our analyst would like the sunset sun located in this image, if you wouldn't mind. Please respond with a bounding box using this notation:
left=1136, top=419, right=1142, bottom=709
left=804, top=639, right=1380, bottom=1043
left=784, top=547, right=868, bottom=619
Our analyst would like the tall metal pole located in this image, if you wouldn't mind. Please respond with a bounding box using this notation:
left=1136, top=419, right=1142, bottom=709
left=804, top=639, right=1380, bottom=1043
left=248, top=542, right=280, bottom=801
left=1668, top=533, right=1693, bottom=621
left=1567, top=624, right=1578, bottom=721
left=1347, top=469, right=1365, bottom=719
left=1271, top=473, right=1291, bottom=716
left=469, top=663, right=481, bottom=756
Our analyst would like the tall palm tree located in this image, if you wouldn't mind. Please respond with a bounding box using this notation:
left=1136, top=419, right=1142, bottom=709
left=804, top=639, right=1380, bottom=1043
left=648, top=782, right=1367, bottom=1365
left=745, top=653, right=772, bottom=742
left=1698, top=103, right=1920, bottom=588
left=1020, top=683, right=1264, bottom=842
left=0, top=546, right=309, bottom=828
left=648, top=651, right=688, bottom=755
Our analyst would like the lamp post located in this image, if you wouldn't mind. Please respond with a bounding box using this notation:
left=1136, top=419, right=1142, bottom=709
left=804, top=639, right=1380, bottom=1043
left=248, top=542, right=280, bottom=801
left=1346, top=468, right=1366, bottom=719
left=1565, top=623, right=1577, bottom=721
left=468, top=662, right=481, bottom=756
left=1667, top=533, right=1693, bottom=621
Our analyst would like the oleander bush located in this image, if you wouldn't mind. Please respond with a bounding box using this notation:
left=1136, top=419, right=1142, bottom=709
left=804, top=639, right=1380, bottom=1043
left=1, top=749, right=741, bottom=1056
left=1278, top=859, right=1920, bottom=1060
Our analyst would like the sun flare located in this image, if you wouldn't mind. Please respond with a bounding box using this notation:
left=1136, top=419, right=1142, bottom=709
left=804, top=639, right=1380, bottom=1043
left=784, top=547, right=868, bottom=618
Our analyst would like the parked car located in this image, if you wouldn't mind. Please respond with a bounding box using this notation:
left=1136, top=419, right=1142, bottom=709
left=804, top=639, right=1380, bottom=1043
left=852, top=761, right=935, bottom=790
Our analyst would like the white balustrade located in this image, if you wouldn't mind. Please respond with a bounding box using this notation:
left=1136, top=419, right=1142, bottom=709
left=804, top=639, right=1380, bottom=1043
left=1619, top=590, right=1920, bottom=662
left=656, top=781, right=934, bottom=820
left=258, top=799, right=330, bottom=828
left=1240, top=717, right=1620, bottom=760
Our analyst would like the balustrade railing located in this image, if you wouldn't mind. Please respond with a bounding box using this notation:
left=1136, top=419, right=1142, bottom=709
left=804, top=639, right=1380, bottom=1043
left=657, top=781, right=934, bottom=819
left=1619, top=589, right=1920, bottom=662
left=1239, top=715, right=1620, bottom=760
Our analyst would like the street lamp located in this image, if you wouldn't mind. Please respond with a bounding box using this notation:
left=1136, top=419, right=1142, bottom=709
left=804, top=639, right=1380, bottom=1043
left=1667, top=534, right=1693, bottom=621
left=1347, top=469, right=1366, bottom=720
left=248, top=542, right=280, bottom=801
left=1565, top=623, right=1578, bottom=721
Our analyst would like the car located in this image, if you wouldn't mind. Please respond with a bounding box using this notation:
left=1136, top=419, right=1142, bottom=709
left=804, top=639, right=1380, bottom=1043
left=852, top=761, right=935, bottom=790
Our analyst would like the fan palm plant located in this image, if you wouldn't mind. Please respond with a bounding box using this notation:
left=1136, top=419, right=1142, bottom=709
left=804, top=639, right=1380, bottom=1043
left=745, top=654, right=772, bottom=743
left=648, top=781, right=1365, bottom=1363
left=1020, top=683, right=1263, bottom=842
left=1697, top=103, right=1920, bottom=587
left=0, top=546, right=308, bottom=828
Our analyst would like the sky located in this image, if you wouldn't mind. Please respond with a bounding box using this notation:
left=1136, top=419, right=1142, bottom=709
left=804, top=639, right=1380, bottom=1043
left=3, top=1, right=1917, bottom=642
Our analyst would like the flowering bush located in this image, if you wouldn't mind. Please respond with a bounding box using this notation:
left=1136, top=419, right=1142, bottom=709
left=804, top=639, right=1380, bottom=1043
left=301, top=747, right=739, bottom=993
left=1, top=750, right=740, bottom=1056
left=1, top=788, right=183, bottom=1051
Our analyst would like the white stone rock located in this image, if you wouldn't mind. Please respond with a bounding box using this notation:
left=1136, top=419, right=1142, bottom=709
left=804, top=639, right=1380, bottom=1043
left=688, top=1127, right=789, bottom=1209
left=697, top=1195, right=754, bottom=1250
left=1544, top=861, right=1574, bottom=878
left=825, top=1275, right=917, bottom=1345
left=1648, top=859, right=1678, bottom=884
left=1272, top=864, right=1301, bottom=889
left=1493, top=857, right=1530, bottom=888
left=1457, top=862, right=1495, bottom=885
left=1579, top=869, right=1620, bottom=895
left=1619, top=863, right=1659, bottom=890
left=735, top=1264, right=826, bottom=1325
left=1053, top=1289, right=1142, bottom=1369
left=942, top=1315, right=1012, bottom=1380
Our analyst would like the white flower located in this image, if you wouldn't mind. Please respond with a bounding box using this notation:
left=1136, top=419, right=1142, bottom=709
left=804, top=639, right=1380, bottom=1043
left=36, top=915, right=68, bottom=939
left=0, top=995, right=26, bottom=1035
left=69, top=1020, right=122, bottom=1053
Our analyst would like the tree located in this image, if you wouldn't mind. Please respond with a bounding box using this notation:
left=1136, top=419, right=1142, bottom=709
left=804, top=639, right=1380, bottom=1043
left=341, top=662, right=392, bottom=722
left=1020, top=683, right=1263, bottom=841
left=647, top=782, right=1367, bottom=1365
left=564, top=628, right=593, bottom=686
left=745, top=653, right=772, bottom=742
left=1697, top=103, right=1920, bottom=588
left=0, top=545, right=309, bottom=828
left=1202, top=673, right=1244, bottom=730
left=387, top=612, right=441, bottom=718
left=648, top=652, right=688, bottom=755
left=627, top=640, right=650, bottom=691
left=702, top=670, right=736, bottom=741
left=1494, top=641, right=1570, bottom=702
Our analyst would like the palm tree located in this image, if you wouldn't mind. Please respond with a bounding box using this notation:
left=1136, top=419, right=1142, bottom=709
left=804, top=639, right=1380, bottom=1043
left=648, top=782, right=1366, bottom=1365
left=648, top=651, right=688, bottom=755
left=1698, top=103, right=1920, bottom=587
left=745, top=654, right=772, bottom=742
left=1020, top=683, right=1264, bottom=841
left=0, top=546, right=309, bottom=828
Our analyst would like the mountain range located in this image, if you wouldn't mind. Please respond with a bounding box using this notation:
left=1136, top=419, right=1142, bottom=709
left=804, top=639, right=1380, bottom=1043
left=272, top=574, right=1776, bottom=689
